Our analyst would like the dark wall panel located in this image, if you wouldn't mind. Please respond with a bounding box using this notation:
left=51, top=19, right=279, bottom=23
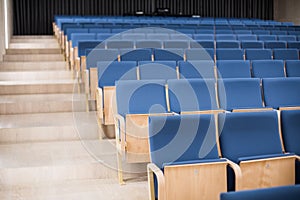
left=13, top=0, right=274, bottom=35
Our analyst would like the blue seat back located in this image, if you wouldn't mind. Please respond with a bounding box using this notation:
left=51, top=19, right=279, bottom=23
left=252, top=60, right=285, bottom=78
left=262, top=77, right=300, bottom=108
left=116, top=80, right=167, bottom=116
left=164, top=41, right=189, bottom=49
left=135, top=40, right=162, bottom=49
left=168, top=79, right=218, bottom=113
left=153, top=49, right=184, bottom=61
left=120, top=49, right=152, bottom=61
left=97, top=61, right=137, bottom=87
left=71, top=33, right=96, bottom=47
left=66, top=28, right=88, bottom=40
left=193, top=34, right=214, bottom=40
left=237, top=35, right=257, bottom=41
left=86, top=49, right=119, bottom=69
left=78, top=41, right=103, bottom=57
left=185, top=48, right=214, bottom=61
left=217, top=60, right=251, bottom=78
left=106, top=40, right=134, bottom=49
left=138, top=61, right=177, bottom=80
left=264, top=41, right=286, bottom=49
left=218, top=111, right=283, bottom=163
left=218, top=78, right=263, bottom=110
left=149, top=114, right=219, bottom=169
left=258, top=35, right=277, bottom=41
left=286, top=60, right=300, bottom=77
left=216, top=35, right=237, bottom=41
left=241, top=41, right=264, bottom=49
left=178, top=60, right=215, bottom=79
left=190, top=40, right=215, bottom=49
left=287, top=42, right=300, bottom=49
left=216, top=41, right=240, bottom=48
left=121, top=33, right=146, bottom=40
left=245, top=49, right=272, bottom=60
left=273, top=49, right=299, bottom=60
left=216, top=49, right=244, bottom=60
left=278, top=35, right=297, bottom=42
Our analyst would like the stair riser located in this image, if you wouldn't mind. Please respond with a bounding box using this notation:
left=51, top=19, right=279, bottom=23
left=10, top=39, right=57, bottom=43
left=9, top=44, right=60, bottom=49
left=0, top=72, right=72, bottom=81
left=0, top=126, right=98, bottom=144
left=0, top=62, right=67, bottom=71
left=6, top=49, right=61, bottom=55
left=3, top=55, right=64, bottom=62
left=0, top=84, right=76, bottom=95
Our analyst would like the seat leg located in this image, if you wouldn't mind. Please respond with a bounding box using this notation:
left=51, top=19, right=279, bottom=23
left=117, top=151, right=125, bottom=185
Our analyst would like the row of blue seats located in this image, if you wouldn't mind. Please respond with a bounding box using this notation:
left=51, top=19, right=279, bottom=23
left=147, top=110, right=300, bottom=198
left=95, top=60, right=300, bottom=85
left=84, top=48, right=300, bottom=65
left=115, top=78, right=300, bottom=114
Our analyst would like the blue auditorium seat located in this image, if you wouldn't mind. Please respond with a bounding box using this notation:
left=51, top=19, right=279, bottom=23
left=178, top=60, right=215, bottom=79
left=263, top=77, right=300, bottom=109
left=245, top=49, right=272, bottom=60
left=97, top=61, right=137, bottom=87
left=258, top=35, right=277, bottom=41
left=66, top=28, right=88, bottom=40
left=196, top=29, right=214, bottom=34
left=78, top=40, right=103, bottom=57
left=216, top=30, right=234, bottom=34
left=237, top=35, right=257, bottom=41
left=264, top=41, right=286, bottom=49
left=168, top=79, right=218, bottom=113
left=216, top=41, right=240, bottom=48
left=286, top=60, right=300, bottom=77
left=216, top=35, right=236, bottom=41
left=253, top=30, right=270, bottom=35
left=148, top=114, right=234, bottom=199
left=146, top=33, right=169, bottom=40
left=169, top=34, right=192, bottom=40
left=153, top=49, right=184, bottom=61
left=70, top=33, right=97, bottom=47
left=138, top=61, right=177, bottom=80
left=281, top=110, right=300, bottom=184
left=135, top=40, right=162, bottom=49
left=278, top=35, right=297, bottom=42
left=272, top=30, right=288, bottom=35
left=120, top=49, right=152, bottom=61
left=121, top=33, right=146, bottom=40
left=273, top=49, right=299, bottom=60
left=219, top=111, right=295, bottom=190
left=252, top=60, right=285, bottom=78
left=164, top=41, right=189, bottom=49
left=106, top=40, right=134, bottom=49
left=234, top=30, right=252, bottom=34
left=193, top=34, right=214, bottom=40
left=97, top=33, right=114, bottom=40
left=241, top=41, right=264, bottom=49
left=190, top=40, right=215, bottom=49
left=220, top=185, right=300, bottom=200
left=218, top=78, right=263, bottom=111
left=216, top=60, right=251, bottom=78
left=185, top=48, right=214, bottom=61
left=287, top=42, right=300, bottom=49
left=88, top=28, right=111, bottom=33
left=86, top=49, right=119, bottom=69
left=216, top=49, right=244, bottom=60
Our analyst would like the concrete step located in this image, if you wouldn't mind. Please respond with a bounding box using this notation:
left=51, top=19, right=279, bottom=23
left=10, top=38, right=58, bottom=43
left=12, top=35, right=55, bottom=39
left=0, top=93, right=86, bottom=114
left=0, top=140, right=147, bottom=186
left=3, top=54, right=64, bottom=62
left=0, top=179, right=148, bottom=200
left=9, top=43, right=60, bottom=49
left=0, top=112, right=99, bottom=143
left=0, top=61, right=67, bottom=71
left=0, top=80, right=76, bottom=95
left=6, top=48, right=61, bottom=55
left=0, top=71, right=72, bottom=81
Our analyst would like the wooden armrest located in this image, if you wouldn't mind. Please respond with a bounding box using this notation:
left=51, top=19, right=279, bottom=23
left=232, top=108, right=274, bottom=113
left=84, top=69, right=90, bottom=95
left=295, top=155, right=300, bottom=161
left=147, top=163, right=166, bottom=200
left=75, top=57, right=80, bottom=74
left=279, top=106, right=300, bottom=111
left=226, top=159, right=243, bottom=191
left=115, top=114, right=126, bottom=151
left=181, top=110, right=225, bottom=115
left=96, top=87, right=103, bottom=119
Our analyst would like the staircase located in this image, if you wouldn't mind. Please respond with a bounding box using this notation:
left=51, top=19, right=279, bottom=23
left=0, top=36, right=147, bottom=199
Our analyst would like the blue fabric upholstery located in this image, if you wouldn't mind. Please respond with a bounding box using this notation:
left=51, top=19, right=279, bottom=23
left=216, top=49, right=244, bottom=60
left=135, top=40, right=162, bottom=49
left=193, top=34, right=214, bottom=40
left=278, top=35, right=297, bottom=42
left=220, top=185, right=300, bottom=200
left=66, top=28, right=88, bottom=41
left=149, top=114, right=219, bottom=169
left=258, top=35, right=277, bottom=41
left=241, top=41, right=264, bottom=49
left=106, top=40, right=134, bottom=49
left=218, top=111, right=283, bottom=164
left=178, top=60, right=215, bottom=79
left=218, top=78, right=263, bottom=111
left=286, top=60, right=300, bottom=77
left=190, top=40, right=215, bottom=49
left=272, top=30, right=288, bottom=35
left=146, top=33, right=169, bottom=40
left=153, top=49, right=184, bottom=61
left=71, top=33, right=96, bottom=47
left=116, top=80, right=167, bottom=117
left=86, top=49, right=119, bottom=69
left=217, top=60, right=251, bottom=78
left=88, top=28, right=111, bottom=33
left=262, top=77, right=300, bottom=108
left=78, top=41, right=104, bottom=57
left=252, top=60, right=285, bottom=78
left=121, top=33, right=146, bottom=40
left=216, top=35, right=237, bottom=41
left=237, top=35, right=257, bottom=41
left=264, top=41, right=287, bottom=49
left=164, top=41, right=189, bottom=49
left=138, top=61, right=177, bottom=80
left=245, top=49, right=272, bottom=60
left=185, top=48, right=214, bottom=60
left=287, top=42, right=300, bottom=49
left=216, top=41, right=240, bottom=48
left=97, top=61, right=137, bottom=88
left=96, top=33, right=114, bottom=40
left=253, top=30, right=270, bottom=35
left=273, top=49, right=299, bottom=60
left=168, top=79, right=218, bottom=113
left=120, top=49, right=152, bottom=61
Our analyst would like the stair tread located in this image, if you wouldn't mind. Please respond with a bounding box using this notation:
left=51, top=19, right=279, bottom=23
left=0, top=93, right=80, bottom=103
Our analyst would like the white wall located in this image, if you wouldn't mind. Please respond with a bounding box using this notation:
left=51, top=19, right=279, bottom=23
left=0, top=0, right=13, bottom=61
left=274, top=0, right=300, bottom=25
